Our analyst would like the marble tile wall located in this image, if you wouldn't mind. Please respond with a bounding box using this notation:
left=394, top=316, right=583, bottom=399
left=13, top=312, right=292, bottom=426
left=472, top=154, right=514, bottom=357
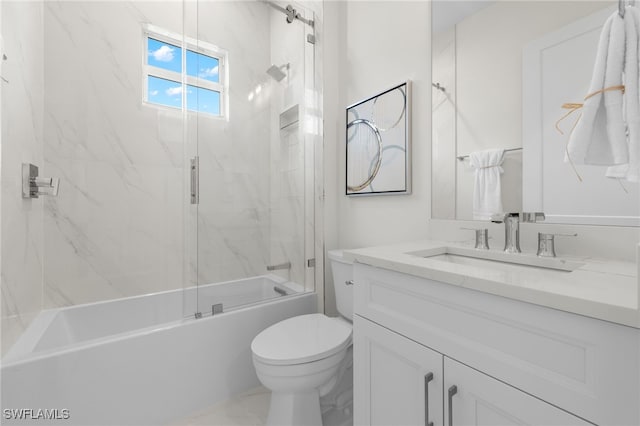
left=42, top=1, right=186, bottom=309
left=1, top=1, right=45, bottom=355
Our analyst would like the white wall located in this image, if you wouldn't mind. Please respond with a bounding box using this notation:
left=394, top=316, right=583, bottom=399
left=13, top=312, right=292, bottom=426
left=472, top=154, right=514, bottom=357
left=336, top=1, right=430, bottom=248
left=1, top=0, right=44, bottom=355
left=324, top=1, right=431, bottom=315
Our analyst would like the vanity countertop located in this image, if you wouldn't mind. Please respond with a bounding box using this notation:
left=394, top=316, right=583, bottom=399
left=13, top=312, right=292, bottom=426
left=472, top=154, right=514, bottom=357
left=343, top=240, right=640, bottom=329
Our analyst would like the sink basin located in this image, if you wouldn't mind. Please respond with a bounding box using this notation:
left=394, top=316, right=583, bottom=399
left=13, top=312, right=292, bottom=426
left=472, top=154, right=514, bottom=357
left=410, top=246, right=584, bottom=272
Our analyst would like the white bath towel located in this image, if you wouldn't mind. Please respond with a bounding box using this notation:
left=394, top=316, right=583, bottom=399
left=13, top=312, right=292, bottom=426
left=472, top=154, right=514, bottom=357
left=566, top=12, right=628, bottom=166
left=469, top=149, right=505, bottom=220
left=607, top=7, right=640, bottom=182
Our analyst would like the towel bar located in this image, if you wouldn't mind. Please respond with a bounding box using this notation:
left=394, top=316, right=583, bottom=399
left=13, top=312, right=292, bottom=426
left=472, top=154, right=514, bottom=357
left=456, top=147, right=522, bottom=161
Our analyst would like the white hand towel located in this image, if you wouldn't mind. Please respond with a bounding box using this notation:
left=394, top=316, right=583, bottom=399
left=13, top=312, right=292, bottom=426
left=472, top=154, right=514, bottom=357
left=607, top=7, right=640, bottom=182
left=469, top=149, right=505, bottom=220
left=566, top=12, right=628, bottom=166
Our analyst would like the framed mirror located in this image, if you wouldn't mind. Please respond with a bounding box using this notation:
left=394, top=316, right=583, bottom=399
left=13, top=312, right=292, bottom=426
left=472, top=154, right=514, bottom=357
left=431, top=0, right=639, bottom=226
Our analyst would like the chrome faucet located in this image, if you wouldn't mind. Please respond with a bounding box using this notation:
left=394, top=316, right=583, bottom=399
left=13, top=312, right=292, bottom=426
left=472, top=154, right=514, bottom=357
left=491, top=212, right=545, bottom=253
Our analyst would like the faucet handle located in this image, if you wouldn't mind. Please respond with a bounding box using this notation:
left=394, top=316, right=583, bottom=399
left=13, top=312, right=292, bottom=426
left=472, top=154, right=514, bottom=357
left=520, top=212, right=545, bottom=222
left=460, top=227, right=490, bottom=250
left=537, top=232, right=577, bottom=257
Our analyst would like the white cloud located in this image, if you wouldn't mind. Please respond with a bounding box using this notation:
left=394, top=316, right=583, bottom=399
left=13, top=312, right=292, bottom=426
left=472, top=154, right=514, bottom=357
left=199, top=66, right=219, bottom=79
left=150, top=45, right=175, bottom=62
left=166, top=86, right=182, bottom=96
left=150, top=90, right=159, bottom=96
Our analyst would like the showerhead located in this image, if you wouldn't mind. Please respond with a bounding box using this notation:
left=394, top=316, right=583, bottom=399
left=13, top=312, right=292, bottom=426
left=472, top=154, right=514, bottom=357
left=266, top=63, right=289, bottom=82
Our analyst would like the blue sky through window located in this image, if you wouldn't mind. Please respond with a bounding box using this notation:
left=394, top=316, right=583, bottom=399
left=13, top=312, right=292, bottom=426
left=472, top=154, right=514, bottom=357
left=186, top=50, right=219, bottom=83
left=148, top=76, right=183, bottom=108
left=187, top=86, right=220, bottom=115
left=148, top=38, right=181, bottom=73
left=147, top=37, right=221, bottom=116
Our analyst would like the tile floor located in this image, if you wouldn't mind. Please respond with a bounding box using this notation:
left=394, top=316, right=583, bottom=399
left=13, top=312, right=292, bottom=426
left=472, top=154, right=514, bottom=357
left=172, top=384, right=353, bottom=426
left=172, top=386, right=270, bottom=426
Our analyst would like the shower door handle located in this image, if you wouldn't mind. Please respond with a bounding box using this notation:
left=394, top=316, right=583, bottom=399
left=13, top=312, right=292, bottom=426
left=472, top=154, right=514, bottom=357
left=190, top=156, right=199, bottom=205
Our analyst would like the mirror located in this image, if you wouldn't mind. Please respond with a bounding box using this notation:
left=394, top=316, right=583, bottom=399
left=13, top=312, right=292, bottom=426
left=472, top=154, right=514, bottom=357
left=431, top=0, right=640, bottom=226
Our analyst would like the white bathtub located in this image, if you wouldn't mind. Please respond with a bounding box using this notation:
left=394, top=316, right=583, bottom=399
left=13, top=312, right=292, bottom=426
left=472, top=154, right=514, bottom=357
left=1, top=275, right=316, bottom=425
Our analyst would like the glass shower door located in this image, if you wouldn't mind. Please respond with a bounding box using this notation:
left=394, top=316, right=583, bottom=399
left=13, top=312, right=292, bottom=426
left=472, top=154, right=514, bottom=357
left=187, top=0, right=317, bottom=318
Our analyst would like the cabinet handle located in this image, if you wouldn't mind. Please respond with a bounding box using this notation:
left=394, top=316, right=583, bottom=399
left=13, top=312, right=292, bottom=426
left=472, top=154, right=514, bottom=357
left=424, top=372, right=434, bottom=426
left=448, top=385, right=458, bottom=426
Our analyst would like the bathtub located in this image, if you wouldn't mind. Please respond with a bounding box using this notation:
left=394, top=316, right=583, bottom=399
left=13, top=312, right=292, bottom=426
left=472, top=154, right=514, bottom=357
left=1, top=275, right=316, bottom=425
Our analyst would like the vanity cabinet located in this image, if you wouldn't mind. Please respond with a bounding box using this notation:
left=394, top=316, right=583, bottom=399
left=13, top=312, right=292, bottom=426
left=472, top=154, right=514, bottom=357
left=354, top=315, right=443, bottom=426
left=353, top=263, right=640, bottom=426
left=355, top=316, right=590, bottom=426
left=443, top=357, right=590, bottom=425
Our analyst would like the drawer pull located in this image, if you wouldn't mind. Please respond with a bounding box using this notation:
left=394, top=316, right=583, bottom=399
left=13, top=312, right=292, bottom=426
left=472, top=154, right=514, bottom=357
left=424, top=372, right=434, bottom=426
left=448, top=385, right=458, bottom=426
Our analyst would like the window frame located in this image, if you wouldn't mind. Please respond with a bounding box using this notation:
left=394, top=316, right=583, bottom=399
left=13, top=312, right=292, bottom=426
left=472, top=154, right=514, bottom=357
left=142, top=24, right=229, bottom=118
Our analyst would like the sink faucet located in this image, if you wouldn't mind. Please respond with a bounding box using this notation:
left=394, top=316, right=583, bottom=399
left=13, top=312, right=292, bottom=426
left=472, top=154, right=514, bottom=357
left=491, top=212, right=545, bottom=253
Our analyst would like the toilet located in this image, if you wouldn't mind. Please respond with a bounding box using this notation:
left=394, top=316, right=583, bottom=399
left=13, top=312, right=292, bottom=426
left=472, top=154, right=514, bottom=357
left=251, top=250, right=354, bottom=426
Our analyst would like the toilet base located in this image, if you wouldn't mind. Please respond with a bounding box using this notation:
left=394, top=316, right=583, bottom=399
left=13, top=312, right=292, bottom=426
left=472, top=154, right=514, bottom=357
left=266, top=390, right=323, bottom=426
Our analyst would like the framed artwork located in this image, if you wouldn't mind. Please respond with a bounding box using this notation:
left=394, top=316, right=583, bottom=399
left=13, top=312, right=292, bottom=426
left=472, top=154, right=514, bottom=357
left=346, top=81, right=411, bottom=196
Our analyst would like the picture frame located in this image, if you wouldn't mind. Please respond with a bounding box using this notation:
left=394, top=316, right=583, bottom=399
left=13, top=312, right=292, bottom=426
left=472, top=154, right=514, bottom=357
left=345, top=81, right=411, bottom=196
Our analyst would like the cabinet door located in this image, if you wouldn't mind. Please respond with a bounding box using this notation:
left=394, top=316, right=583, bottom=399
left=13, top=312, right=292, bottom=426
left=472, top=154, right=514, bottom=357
left=354, top=315, right=443, bottom=426
left=444, top=358, right=591, bottom=426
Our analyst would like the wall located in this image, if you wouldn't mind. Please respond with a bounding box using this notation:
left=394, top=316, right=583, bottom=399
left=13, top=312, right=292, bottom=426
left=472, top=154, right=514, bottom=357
left=1, top=1, right=44, bottom=355
left=42, top=1, right=186, bottom=308
left=324, top=1, right=430, bottom=315
left=335, top=0, right=430, bottom=248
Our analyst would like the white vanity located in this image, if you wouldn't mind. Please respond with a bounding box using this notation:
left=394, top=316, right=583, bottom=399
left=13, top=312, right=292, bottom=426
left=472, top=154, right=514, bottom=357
left=345, top=240, right=639, bottom=426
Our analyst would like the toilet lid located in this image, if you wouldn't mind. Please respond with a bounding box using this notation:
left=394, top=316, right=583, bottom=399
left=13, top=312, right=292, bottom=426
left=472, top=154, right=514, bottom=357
left=251, top=314, right=352, bottom=365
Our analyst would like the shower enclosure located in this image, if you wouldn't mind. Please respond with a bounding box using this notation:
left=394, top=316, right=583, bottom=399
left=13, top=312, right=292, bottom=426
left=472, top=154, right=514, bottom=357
left=1, top=0, right=321, bottom=351
left=1, top=1, right=322, bottom=420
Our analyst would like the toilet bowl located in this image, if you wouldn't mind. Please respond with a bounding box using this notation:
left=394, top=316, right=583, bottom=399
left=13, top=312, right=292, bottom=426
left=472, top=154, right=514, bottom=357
left=251, top=250, right=354, bottom=426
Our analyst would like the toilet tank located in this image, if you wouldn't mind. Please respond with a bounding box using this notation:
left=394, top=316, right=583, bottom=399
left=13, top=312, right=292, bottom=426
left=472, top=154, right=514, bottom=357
left=327, top=250, right=354, bottom=320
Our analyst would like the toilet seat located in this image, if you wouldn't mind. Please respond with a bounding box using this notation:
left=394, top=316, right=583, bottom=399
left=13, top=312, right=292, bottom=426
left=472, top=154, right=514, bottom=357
left=251, top=313, right=352, bottom=366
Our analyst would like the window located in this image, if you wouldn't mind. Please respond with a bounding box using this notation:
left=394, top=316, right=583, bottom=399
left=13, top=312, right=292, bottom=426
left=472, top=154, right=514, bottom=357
left=143, top=25, right=227, bottom=117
